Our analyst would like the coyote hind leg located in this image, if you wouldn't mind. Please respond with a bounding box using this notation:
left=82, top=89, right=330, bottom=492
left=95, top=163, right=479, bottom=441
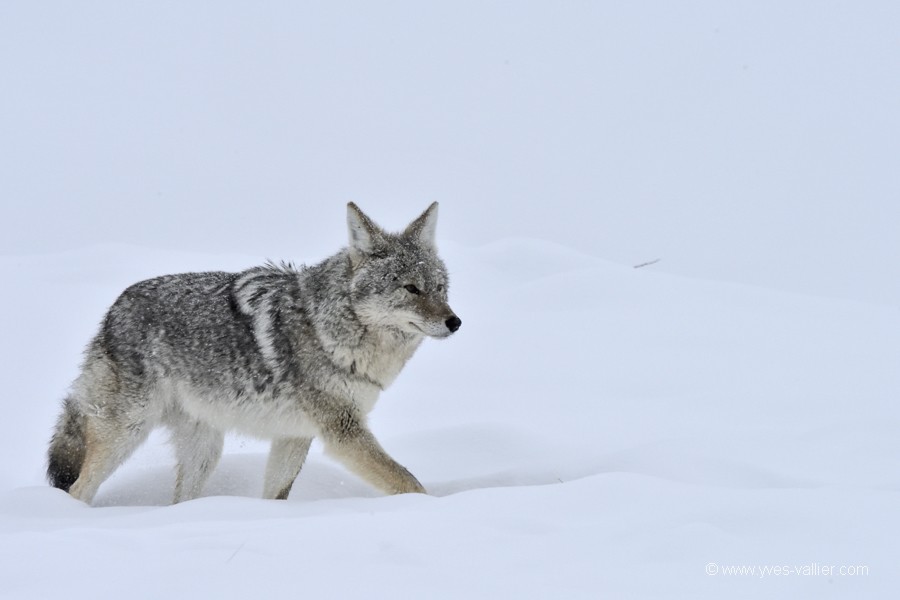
left=68, top=415, right=151, bottom=504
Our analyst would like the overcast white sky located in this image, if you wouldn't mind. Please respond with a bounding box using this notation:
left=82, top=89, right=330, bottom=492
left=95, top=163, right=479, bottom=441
left=2, top=1, right=898, bottom=304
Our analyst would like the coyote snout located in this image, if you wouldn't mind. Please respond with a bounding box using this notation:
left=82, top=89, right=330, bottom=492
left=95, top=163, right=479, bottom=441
left=406, top=311, right=460, bottom=338
left=445, top=315, right=462, bottom=333
left=417, top=313, right=461, bottom=338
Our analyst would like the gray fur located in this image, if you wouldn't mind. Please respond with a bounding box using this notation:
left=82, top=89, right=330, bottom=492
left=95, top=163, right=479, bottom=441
left=47, top=203, right=460, bottom=504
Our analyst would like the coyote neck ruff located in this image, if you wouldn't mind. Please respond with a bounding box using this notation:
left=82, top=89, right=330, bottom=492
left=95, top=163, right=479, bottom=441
left=48, top=202, right=461, bottom=505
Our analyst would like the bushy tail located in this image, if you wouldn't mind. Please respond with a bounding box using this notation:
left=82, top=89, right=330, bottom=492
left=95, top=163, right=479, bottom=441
left=47, top=396, right=87, bottom=492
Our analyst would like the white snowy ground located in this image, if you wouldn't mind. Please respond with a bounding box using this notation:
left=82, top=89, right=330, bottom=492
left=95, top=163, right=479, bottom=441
left=0, top=240, right=897, bottom=599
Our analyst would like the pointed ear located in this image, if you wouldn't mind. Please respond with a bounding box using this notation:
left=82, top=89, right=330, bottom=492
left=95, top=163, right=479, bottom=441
left=403, top=202, right=439, bottom=247
left=347, top=203, right=383, bottom=262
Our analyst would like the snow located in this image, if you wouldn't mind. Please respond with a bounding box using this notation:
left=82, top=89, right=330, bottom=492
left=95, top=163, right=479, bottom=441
left=2, top=242, right=897, bottom=598
left=2, top=2, right=899, bottom=598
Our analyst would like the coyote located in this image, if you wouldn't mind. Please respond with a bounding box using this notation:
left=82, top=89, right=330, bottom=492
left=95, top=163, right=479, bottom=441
left=48, top=203, right=460, bottom=504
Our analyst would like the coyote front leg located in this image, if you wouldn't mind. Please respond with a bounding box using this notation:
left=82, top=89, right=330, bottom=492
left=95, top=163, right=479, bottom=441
left=321, top=411, right=425, bottom=495
left=263, top=437, right=313, bottom=500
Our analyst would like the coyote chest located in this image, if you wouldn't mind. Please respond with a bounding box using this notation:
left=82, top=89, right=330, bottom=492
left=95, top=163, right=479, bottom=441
left=331, top=330, right=422, bottom=389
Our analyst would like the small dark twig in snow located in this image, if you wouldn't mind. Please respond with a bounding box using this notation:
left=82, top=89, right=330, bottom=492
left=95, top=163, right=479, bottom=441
left=633, top=258, right=661, bottom=269
left=226, top=541, right=247, bottom=563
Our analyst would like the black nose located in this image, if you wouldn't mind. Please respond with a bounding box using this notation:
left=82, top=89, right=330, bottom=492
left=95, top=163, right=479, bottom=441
left=445, top=315, right=462, bottom=333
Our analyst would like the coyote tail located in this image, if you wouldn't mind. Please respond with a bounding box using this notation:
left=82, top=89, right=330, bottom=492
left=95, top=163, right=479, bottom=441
left=47, top=396, right=87, bottom=492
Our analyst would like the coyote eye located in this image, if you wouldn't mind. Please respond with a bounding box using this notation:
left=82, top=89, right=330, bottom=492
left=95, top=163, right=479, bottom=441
left=404, top=284, right=421, bottom=295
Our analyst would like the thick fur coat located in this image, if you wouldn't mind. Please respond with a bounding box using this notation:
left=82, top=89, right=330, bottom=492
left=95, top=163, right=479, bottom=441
left=47, top=203, right=460, bottom=504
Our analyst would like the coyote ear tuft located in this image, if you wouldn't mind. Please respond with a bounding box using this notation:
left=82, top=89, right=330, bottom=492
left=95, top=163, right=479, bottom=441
left=347, top=203, right=383, bottom=263
left=404, top=202, right=439, bottom=247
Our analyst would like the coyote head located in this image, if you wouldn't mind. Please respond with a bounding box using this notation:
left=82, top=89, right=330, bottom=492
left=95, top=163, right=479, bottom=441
left=346, top=202, right=461, bottom=339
